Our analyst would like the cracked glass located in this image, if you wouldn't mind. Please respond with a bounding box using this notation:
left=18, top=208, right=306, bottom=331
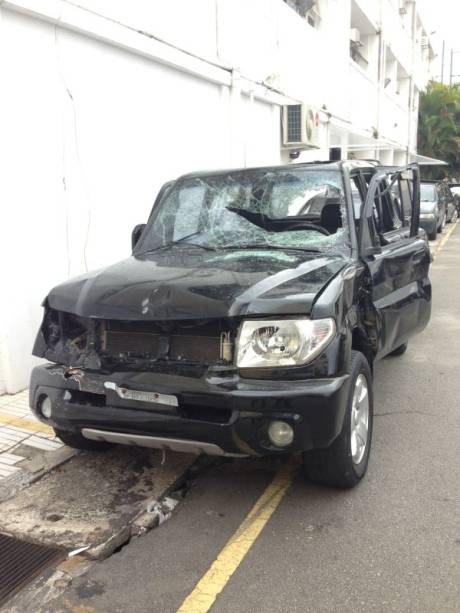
left=136, top=169, right=351, bottom=257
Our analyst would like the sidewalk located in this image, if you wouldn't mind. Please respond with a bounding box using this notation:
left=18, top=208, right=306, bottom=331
left=0, top=390, right=64, bottom=482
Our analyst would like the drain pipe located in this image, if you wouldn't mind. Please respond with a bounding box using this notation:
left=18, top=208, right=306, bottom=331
left=376, top=0, right=384, bottom=160
left=406, top=0, right=417, bottom=164
left=230, top=69, right=243, bottom=167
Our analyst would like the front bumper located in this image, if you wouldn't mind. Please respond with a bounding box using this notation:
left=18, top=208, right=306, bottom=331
left=30, top=364, right=351, bottom=457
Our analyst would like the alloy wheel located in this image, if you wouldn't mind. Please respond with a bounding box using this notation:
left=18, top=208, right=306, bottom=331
left=350, top=374, right=369, bottom=465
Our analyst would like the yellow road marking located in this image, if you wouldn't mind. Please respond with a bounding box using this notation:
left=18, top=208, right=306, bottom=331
left=0, top=409, right=54, bottom=435
left=177, top=459, right=298, bottom=613
left=434, top=220, right=458, bottom=258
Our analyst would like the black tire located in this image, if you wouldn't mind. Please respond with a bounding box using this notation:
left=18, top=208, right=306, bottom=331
left=428, top=228, right=437, bottom=241
left=302, top=351, right=373, bottom=489
left=54, top=428, right=113, bottom=451
left=388, top=342, right=408, bottom=357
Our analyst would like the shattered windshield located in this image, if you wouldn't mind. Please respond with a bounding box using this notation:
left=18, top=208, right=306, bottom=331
left=136, top=169, right=350, bottom=256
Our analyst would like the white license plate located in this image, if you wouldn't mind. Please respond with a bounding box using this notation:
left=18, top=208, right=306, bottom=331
left=104, top=382, right=178, bottom=407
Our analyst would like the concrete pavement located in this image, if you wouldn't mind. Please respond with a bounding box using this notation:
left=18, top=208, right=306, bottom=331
left=0, top=390, right=76, bottom=503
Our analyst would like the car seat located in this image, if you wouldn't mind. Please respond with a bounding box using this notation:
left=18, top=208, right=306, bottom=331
left=320, top=199, right=343, bottom=234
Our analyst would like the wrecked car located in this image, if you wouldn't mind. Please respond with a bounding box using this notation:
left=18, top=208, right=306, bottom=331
left=30, top=161, right=431, bottom=488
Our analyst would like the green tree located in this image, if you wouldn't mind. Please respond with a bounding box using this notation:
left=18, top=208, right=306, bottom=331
left=418, top=81, right=460, bottom=179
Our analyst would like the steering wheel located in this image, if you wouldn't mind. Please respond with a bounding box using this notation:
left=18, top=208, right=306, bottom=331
left=281, top=222, right=330, bottom=236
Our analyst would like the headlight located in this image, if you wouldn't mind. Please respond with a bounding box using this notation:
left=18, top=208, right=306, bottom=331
left=420, top=213, right=435, bottom=220
left=236, top=318, right=336, bottom=368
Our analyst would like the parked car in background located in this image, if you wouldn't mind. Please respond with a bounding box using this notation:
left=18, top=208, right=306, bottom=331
left=419, top=181, right=454, bottom=239
left=448, top=182, right=460, bottom=220
left=444, top=184, right=459, bottom=224
left=29, top=161, right=431, bottom=489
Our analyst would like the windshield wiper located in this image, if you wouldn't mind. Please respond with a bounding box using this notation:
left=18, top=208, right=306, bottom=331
left=176, top=242, right=217, bottom=251
left=173, top=232, right=218, bottom=251
left=173, top=231, right=203, bottom=244
left=144, top=232, right=217, bottom=253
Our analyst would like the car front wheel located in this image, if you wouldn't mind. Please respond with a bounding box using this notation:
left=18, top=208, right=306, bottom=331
left=302, top=351, right=373, bottom=489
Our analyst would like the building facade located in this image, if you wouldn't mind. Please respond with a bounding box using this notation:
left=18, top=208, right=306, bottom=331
left=0, top=0, right=434, bottom=392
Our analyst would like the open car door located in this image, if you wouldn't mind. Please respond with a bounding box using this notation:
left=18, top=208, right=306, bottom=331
left=358, top=164, right=431, bottom=358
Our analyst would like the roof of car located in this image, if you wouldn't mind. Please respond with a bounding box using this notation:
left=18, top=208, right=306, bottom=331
left=177, top=160, right=380, bottom=181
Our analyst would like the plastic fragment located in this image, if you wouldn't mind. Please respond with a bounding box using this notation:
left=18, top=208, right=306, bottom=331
left=68, top=545, right=90, bottom=558
left=146, top=496, right=179, bottom=526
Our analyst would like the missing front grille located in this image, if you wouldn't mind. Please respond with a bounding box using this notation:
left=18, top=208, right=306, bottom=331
left=104, top=329, right=222, bottom=363
left=180, top=404, right=232, bottom=424
left=68, top=390, right=106, bottom=407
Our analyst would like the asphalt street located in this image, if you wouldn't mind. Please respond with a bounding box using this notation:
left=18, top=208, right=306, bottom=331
left=8, top=226, right=460, bottom=613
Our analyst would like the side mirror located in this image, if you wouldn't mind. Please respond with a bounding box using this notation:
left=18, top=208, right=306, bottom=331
left=132, top=224, right=146, bottom=251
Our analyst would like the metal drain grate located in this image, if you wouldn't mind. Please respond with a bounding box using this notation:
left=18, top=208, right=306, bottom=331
left=0, top=533, right=64, bottom=605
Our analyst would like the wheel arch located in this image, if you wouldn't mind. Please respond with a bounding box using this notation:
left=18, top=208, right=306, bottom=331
left=351, top=325, right=375, bottom=373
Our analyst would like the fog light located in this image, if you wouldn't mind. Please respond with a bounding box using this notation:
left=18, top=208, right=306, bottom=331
left=268, top=420, right=294, bottom=447
left=40, top=396, right=52, bottom=419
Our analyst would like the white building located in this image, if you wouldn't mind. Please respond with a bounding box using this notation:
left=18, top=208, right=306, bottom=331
left=0, top=0, right=434, bottom=393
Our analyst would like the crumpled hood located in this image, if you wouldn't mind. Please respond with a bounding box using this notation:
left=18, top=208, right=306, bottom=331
left=46, top=250, right=347, bottom=320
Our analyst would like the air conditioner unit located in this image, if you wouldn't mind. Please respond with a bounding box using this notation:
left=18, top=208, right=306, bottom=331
left=282, top=104, right=321, bottom=149
left=350, top=28, right=363, bottom=47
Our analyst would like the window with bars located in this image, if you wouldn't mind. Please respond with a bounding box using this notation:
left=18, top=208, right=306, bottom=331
left=286, top=105, right=302, bottom=143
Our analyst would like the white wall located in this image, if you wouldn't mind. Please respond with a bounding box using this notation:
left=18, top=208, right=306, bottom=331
left=64, top=0, right=220, bottom=61
left=0, top=7, right=281, bottom=392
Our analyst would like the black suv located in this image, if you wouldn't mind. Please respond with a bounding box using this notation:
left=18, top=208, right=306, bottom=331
left=30, top=161, right=431, bottom=488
